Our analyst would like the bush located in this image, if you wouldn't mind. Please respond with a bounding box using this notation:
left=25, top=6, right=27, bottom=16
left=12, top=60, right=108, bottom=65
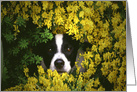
left=1, top=1, right=126, bottom=91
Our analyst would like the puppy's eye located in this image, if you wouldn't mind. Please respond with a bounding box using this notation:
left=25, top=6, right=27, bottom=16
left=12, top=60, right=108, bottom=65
left=48, top=48, right=52, bottom=52
left=67, top=47, right=71, bottom=52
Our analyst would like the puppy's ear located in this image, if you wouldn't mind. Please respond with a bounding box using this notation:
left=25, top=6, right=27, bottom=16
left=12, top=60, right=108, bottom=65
left=73, top=39, right=80, bottom=48
left=64, top=34, right=80, bottom=47
left=80, top=41, right=92, bottom=51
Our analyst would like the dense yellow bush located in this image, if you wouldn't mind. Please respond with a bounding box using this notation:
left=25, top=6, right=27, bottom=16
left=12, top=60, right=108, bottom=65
left=2, top=1, right=126, bottom=91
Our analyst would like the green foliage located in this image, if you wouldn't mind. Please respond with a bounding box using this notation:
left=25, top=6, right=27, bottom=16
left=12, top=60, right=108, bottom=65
left=1, top=2, right=53, bottom=90
left=9, top=47, right=20, bottom=56
left=3, top=32, right=14, bottom=43
left=32, top=28, right=53, bottom=46
left=40, top=28, right=53, bottom=43
left=2, top=66, right=9, bottom=82
left=21, top=51, right=42, bottom=65
left=1, top=41, right=9, bottom=83
left=18, top=39, right=29, bottom=50
left=16, top=16, right=26, bottom=27
left=35, top=55, right=43, bottom=64
left=3, top=16, right=12, bottom=26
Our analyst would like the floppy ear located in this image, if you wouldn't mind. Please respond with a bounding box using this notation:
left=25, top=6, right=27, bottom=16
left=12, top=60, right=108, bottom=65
left=63, top=34, right=80, bottom=48
left=65, top=34, right=92, bottom=51
left=80, top=41, right=92, bottom=51
left=73, top=39, right=80, bottom=49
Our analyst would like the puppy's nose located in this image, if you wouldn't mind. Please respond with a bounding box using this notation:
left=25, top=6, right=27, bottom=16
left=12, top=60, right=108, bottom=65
left=54, top=59, right=64, bottom=69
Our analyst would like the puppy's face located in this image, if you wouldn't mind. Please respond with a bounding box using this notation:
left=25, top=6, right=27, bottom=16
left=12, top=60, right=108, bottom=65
left=43, top=34, right=79, bottom=73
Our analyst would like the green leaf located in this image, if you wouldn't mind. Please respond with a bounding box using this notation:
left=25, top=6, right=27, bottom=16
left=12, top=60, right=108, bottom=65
left=23, top=53, right=30, bottom=60
left=35, top=55, right=43, bottom=64
left=2, top=66, right=9, bottom=82
left=16, top=16, right=26, bottom=27
left=12, top=47, right=20, bottom=56
left=18, top=39, right=29, bottom=50
left=4, top=32, right=14, bottom=43
left=3, top=16, right=12, bottom=26
left=8, top=47, right=20, bottom=56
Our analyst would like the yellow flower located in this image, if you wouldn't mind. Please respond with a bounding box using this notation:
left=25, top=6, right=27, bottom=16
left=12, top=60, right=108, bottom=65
left=42, top=12, right=47, bottom=18
left=94, top=78, right=100, bottom=87
left=22, top=13, right=29, bottom=21
left=87, top=35, right=93, bottom=43
left=31, top=14, right=40, bottom=25
left=13, top=25, right=19, bottom=32
left=61, top=72, right=69, bottom=81
left=76, top=66, right=81, bottom=74
left=2, top=7, right=7, bottom=16
left=54, top=15, right=64, bottom=25
left=42, top=1, right=49, bottom=10
left=111, top=12, right=121, bottom=28
left=112, top=3, right=119, bottom=10
left=85, top=1, right=93, bottom=6
left=80, top=18, right=94, bottom=33
left=68, top=74, right=75, bottom=82
left=95, top=54, right=101, bottom=66
left=96, top=1, right=101, bottom=6
left=39, top=76, right=51, bottom=87
left=78, top=1, right=85, bottom=7
left=91, top=45, right=97, bottom=52
left=98, top=86, right=105, bottom=91
left=122, top=1, right=126, bottom=10
left=24, top=1, right=31, bottom=8
left=76, top=73, right=83, bottom=91
left=79, top=11, right=84, bottom=18
left=107, top=70, right=118, bottom=83
left=10, top=1, right=17, bottom=8
left=31, top=5, right=41, bottom=14
left=37, top=65, right=45, bottom=75
left=101, top=61, right=111, bottom=76
left=103, top=20, right=109, bottom=29
left=104, top=1, right=112, bottom=7
left=103, top=52, right=112, bottom=61
left=44, top=19, right=52, bottom=29
left=28, top=77, right=38, bottom=84
left=74, top=15, right=79, bottom=24
left=14, top=4, right=20, bottom=14
left=47, top=69, right=53, bottom=78
left=100, top=30, right=108, bottom=37
left=55, top=1, right=64, bottom=6
left=24, top=67, right=29, bottom=77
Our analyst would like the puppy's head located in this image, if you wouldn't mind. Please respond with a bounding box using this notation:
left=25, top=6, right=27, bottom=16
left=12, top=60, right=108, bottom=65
left=41, top=34, right=79, bottom=73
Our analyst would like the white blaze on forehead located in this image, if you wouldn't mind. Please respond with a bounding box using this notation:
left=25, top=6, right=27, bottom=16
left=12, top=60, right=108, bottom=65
left=55, top=34, right=63, bottom=52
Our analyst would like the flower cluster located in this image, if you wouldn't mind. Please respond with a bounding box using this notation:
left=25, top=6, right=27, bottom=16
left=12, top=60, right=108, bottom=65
left=2, top=1, right=126, bottom=91
left=5, top=66, right=104, bottom=91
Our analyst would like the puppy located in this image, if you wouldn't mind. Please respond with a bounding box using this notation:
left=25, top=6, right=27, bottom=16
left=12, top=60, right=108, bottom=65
left=32, top=34, right=113, bottom=90
left=33, top=34, right=80, bottom=74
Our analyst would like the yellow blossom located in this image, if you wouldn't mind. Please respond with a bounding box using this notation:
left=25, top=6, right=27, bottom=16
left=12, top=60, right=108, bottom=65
left=24, top=67, right=29, bottom=77
left=2, top=7, right=7, bottom=16
left=37, top=65, right=45, bottom=75
left=79, top=11, right=84, bottom=18
left=95, top=54, right=101, bottom=66
left=14, top=4, right=20, bottom=14
left=42, top=1, right=49, bottom=11
left=112, top=3, right=119, bottom=10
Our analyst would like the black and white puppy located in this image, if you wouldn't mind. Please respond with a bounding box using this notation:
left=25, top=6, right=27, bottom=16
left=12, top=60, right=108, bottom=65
left=33, top=34, right=79, bottom=74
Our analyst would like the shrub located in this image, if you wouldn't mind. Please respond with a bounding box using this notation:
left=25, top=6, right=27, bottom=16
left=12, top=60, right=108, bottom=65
left=1, top=1, right=126, bottom=91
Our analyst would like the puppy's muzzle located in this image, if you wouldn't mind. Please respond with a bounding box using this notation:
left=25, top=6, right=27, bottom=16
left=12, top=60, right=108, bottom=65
left=54, top=59, right=64, bottom=69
